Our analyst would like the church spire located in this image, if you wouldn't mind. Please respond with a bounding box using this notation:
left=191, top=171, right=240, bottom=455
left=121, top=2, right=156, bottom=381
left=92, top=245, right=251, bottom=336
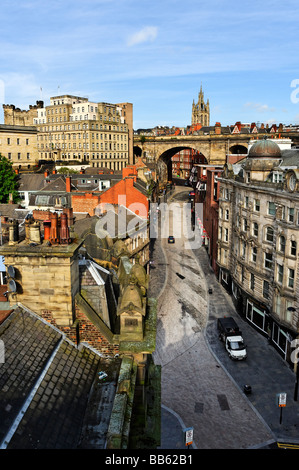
left=192, top=85, right=210, bottom=126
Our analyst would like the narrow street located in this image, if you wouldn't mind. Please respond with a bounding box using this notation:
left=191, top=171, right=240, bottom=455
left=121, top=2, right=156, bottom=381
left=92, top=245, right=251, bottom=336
left=150, top=187, right=274, bottom=449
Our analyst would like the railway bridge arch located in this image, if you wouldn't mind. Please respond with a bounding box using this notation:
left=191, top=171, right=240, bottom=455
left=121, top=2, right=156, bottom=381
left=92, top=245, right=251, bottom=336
left=133, top=134, right=250, bottom=184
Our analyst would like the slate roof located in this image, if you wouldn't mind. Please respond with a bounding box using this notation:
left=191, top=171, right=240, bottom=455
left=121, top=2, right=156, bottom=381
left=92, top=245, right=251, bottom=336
left=17, top=174, right=45, bottom=192
left=0, top=204, right=21, bottom=219
left=280, top=149, right=299, bottom=167
left=0, top=306, right=121, bottom=449
left=97, top=206, right=148, bottom=239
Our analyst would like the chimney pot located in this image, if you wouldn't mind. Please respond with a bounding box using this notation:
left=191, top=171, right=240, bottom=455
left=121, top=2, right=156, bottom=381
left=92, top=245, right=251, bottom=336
left=66, top=176, right=71, bottom=193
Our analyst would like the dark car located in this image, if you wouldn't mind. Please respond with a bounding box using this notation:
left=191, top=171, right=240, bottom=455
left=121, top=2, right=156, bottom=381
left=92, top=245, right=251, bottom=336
left=168, top=236, right=175, bottom=244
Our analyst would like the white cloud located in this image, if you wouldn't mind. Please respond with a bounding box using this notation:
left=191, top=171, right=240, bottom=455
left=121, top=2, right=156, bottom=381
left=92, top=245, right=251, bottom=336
left=244, top=102, right=276, bottom=113
left=127, top=26, right=158, bottom=47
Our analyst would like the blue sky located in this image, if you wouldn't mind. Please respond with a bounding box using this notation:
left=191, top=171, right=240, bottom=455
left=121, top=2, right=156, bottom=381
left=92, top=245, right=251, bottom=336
left=1, top=0, right=299, bottom=129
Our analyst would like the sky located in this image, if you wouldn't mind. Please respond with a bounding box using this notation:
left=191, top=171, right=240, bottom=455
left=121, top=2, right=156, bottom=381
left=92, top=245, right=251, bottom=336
left=1, top=0, right=299, bottom=129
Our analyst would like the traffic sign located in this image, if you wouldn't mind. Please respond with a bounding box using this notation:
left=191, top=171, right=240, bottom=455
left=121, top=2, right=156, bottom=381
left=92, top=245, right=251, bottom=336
left=183, top=427, right=193, bottom=446
left=277, top=392, right=287, bottom=407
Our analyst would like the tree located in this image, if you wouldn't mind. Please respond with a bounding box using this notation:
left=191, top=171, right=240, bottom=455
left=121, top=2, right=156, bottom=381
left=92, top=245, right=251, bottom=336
left=57, top=167, right=79, bottom=174
left=0, top=155, right=19, bottom=203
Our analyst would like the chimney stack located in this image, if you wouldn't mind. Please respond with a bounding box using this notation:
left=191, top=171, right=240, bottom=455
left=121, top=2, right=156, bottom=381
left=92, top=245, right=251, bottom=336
left=43, top=220, right=51, bottom=241
left=60, top=213, right=71, bottom=244
left=8, top=220, right=19, bottom=245
left=29, top=221, right=41, bottom=245
left=49, top=212, right=59, bottom=244
left=66, top=176, right=71, bottom=193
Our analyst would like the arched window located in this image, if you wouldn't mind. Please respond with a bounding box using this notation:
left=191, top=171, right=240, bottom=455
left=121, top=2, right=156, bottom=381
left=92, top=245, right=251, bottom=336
left=279, top=235, right=286, bottom=253
left=266, top=226, right=274, bottom=243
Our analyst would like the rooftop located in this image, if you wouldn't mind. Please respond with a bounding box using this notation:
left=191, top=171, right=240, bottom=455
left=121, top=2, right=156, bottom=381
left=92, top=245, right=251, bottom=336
left=0, top=306, right=121, bottom=449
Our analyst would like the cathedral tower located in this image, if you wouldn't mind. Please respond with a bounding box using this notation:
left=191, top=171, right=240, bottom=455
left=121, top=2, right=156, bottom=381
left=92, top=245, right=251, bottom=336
left=192, top=85, right=210, bottom=126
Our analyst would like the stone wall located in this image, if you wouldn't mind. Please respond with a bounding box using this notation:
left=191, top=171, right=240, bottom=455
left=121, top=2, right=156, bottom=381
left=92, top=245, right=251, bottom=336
left=2, top=243, right=82, bottom=327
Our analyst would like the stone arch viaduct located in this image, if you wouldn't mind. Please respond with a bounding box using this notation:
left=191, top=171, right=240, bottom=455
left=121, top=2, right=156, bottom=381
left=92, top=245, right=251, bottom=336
left=133, top=132, right=299, bottom=183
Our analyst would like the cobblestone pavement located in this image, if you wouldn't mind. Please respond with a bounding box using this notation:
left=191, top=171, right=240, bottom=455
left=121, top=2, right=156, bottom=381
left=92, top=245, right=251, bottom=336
left=150, top=188, right=298, bottom=449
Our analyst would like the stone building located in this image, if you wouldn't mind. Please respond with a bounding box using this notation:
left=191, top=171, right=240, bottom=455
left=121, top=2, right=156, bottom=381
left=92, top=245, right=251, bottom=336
left=217, top=138, right=299, bottom=364
left=0, top=124, right=38, bottom=168
left=3, top=101, right=43, bottom=127
left=191, top=85, right=210, bottom=126
left=33, top=95, right=133, bottom=169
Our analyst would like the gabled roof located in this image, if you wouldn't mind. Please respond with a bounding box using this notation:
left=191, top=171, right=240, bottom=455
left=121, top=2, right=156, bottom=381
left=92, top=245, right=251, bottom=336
left=0, top=306, right=121, bottom=449
left=0, top=204, right=21, bottom=219
left=17, top=174, right=45, bottom=192
left=41, top=176, right=75, bottom=192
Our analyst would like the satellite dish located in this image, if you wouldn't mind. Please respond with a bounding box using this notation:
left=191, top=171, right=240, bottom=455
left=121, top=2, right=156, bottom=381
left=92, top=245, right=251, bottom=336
left=8, top=279, right=17, bottom=293
left=7, top=266, right=15, bottom=278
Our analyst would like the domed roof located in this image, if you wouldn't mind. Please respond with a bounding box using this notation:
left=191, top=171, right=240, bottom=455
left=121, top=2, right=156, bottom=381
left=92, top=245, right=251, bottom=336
left=248, top=139, right=281, bottom=159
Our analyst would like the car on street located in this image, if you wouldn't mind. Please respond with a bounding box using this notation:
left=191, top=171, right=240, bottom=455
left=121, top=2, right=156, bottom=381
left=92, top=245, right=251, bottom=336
left=168, top=236, right=175, bottom=243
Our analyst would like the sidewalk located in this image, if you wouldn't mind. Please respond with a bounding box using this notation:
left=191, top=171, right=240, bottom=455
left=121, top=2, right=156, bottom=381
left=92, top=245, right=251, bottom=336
left=193, top=245, right=299, bottom=446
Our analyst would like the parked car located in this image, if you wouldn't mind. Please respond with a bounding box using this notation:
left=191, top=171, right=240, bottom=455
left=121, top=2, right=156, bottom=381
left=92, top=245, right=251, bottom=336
left=168, top=236, right=175, bottom=243
left=217, top=317, right=247, bottom=360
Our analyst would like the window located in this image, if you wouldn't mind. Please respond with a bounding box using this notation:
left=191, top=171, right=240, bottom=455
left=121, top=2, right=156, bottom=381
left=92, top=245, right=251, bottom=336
left=243, top=218, right=248, bottom=231
left=277, top=264, right=283, bottom=284
left=268, top=202, right=276, bottom=216
left=7, top=138, right=10, bottom=145
left=291, top=240, right=297, bottom=257
left=254, top=199, right=260, bottom=212
left=266, top=226, right=274, bottom=242
left=244, top=196, right=249, bottom=208
left=224, top=228, right=229, bottom=242
left=253, top=222, right=258, bottom=237
left=279, top=235, right=286, bottom=253
left=265, top=252, right=273, bottom=270
left=17, top=138, right=20, bottom=145
left=288, top=268, right=295, bottom=288
left=225, top=209, right=229, bottom=220
left=252, top=246, right=257, bottom=263
left=263, top=280, right=270, bottom=299
left=288, top=207, right=295, bottom=223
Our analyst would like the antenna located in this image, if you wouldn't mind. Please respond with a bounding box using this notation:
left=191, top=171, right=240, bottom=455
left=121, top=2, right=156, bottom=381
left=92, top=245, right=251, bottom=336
left=7, top=266, right=15, bottom=278
left=8, top=279, right=16, bottom=293
left=3, top=279, right=17, bottom=297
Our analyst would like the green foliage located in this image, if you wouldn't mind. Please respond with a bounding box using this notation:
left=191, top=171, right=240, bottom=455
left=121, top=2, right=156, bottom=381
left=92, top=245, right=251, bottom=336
left=0, top=155, right=19, bottom=203
left=57, top=167, right=79, bottom=174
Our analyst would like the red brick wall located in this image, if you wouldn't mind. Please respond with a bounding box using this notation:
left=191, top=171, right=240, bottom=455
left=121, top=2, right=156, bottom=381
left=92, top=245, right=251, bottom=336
left=41, top=308, right=119, bottom=356
left=32, top=209, right=52, bottom=221
left=99, top=178, right=148, bottom=218
left=203, top=169, right=221, bottom=275
left=71, top=193, right=101, bottom=216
